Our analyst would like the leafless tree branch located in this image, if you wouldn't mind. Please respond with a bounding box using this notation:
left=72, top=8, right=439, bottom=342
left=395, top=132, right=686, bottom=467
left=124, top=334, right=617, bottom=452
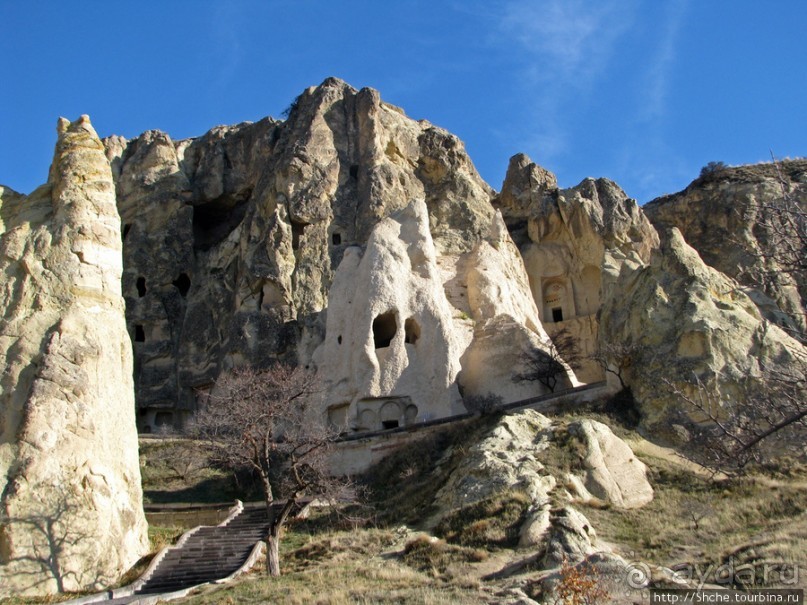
left=187, top=364, right=356, bottom=576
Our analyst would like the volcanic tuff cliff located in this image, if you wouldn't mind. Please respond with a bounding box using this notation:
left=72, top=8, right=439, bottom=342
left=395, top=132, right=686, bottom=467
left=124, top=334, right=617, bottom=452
left=0, top=78, right=804, bottom=596
left=644, top=161, right=807, bottom=335
left=95, top=77, right=805, bottom=438
left=106, top=77, right=564, bottom=432
left=0, top=117, right=148, bottom=596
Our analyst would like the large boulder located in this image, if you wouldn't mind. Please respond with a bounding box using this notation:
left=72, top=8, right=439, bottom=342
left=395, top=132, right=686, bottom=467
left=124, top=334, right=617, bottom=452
left=434, top=410, right=652, bottom=559
left=0, top=116, right=148, bottom=596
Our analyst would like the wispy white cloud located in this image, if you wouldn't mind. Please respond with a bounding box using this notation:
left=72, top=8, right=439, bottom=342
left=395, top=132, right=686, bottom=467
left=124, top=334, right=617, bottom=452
left=498, top=0, right=639, bottom=89
left=640, top=0, right=689, bottom=121
left=489, top=0, right=639, bottom=164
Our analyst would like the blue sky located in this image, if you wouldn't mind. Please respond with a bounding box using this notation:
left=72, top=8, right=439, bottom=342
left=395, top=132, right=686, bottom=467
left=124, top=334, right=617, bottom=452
left=1, top=1, right=805, bottom=204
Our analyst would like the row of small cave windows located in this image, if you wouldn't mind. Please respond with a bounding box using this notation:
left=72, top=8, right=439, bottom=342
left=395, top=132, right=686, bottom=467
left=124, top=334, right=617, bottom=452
left=335, top=313, right=421, bottom=349
left=134, top=274, right=192, bottom=298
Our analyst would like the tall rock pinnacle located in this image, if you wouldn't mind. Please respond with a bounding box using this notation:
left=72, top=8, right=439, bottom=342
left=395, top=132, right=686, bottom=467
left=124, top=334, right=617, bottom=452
left=0, top=116, right=148, bottom=596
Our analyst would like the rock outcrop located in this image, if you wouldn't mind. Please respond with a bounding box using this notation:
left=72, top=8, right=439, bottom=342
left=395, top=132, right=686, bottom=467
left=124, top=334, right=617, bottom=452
left=599, top=227, right=804, bottom=431
left=644, top=161, right=807, bottom=335
left=434, top=410, right=652, bottom=562
left=313, top=198, right=573, bottom=429
left=497, top=153, right=659, bottom=383
left=108, top=78, right=501, bottom=430
left=0, top=116, right=148, bottom=596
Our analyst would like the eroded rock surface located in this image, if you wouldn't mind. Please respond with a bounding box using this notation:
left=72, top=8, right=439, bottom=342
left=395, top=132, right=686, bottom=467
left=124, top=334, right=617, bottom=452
left=0, top=117, right=148, bottom=596
left=599, top=227, right=804, bottom=432
left=313, top=199, right=569, bottom=430
left=644, top=161, right=807, bottom=334
left=434, top=410, right=652, bottom=562
left=497, top=153, right=659, bottom=383
left=108, top=78, right=497, bottom=430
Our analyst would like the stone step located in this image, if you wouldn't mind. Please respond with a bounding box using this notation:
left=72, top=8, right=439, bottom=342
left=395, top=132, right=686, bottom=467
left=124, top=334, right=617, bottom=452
left=126, top=502, right=298, bottom=597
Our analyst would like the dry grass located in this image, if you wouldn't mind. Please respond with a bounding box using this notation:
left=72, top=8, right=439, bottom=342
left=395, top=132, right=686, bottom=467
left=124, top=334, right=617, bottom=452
left=581, top=450, right=807, bottom=586
left=435, top=490, right=531, bottom=548
left=174, top=531, right=488, bottom=605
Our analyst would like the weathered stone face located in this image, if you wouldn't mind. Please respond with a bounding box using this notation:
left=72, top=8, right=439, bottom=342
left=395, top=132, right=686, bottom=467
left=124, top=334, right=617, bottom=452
left=0, top=116, right=148, bottom=596
left=643, top=161, right=807, bottom=335
left=313, top=198, right=570, bottom=430
left=109, top=78, right=496, bottom=429
left=599, top=227, right=804, bottom=432
left=498, top=153, right=659, bottom=383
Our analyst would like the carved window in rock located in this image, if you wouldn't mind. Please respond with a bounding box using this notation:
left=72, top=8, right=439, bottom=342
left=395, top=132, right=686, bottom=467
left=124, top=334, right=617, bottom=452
left=155, top=411, right=174, bottom=429
left=542, top=278, right=574, bottom=323
left=291, top=220, right=308, bottom=251
left=372, top=312, right=397, bottom=349
left=136, top=277, right=147, bottom=298
left=332, top=233, right=342, bottom=246
left=134, top=325, right=146, bottom=342
left=404, top=317, right=420, bottom=345
left=380, top=401, right=401, bottom=430
left=173, top=273, right=191, bottom=297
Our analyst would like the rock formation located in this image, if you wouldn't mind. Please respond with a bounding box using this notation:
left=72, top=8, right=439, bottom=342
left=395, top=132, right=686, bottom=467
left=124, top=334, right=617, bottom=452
left=108, top=78, right=565, bottom=431
left=599, top=227, right=804, bottom=433
left=644, top=161, right=807, bottom=335
left=0, top=116, right=148, bottom=596
left=496, top=153, right=805, bottom=446
left=313, top=195, right=575, bottom=429
left=434, top=410, right=652, bottom=561
left=497, top=153, right=659, bottom=383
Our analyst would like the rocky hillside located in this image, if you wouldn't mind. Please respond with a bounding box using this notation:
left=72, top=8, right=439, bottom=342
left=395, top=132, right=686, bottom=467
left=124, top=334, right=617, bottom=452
left=644, top=161, right=807, bottom=335
left=1, top=78, right=805, bottom=598
left=8, top=77, right=800, bottom=453
left=106, top=78, right=567, bottom=432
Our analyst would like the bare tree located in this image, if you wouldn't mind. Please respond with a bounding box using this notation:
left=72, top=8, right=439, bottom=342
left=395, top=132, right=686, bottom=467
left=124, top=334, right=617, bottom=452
left=664, top=357, right=806, bottom=473
left=189, top=364, right=353, bottom=576
left=590, top=342, right=643, bottom=390
left=514, top=329, right=581, bottom=393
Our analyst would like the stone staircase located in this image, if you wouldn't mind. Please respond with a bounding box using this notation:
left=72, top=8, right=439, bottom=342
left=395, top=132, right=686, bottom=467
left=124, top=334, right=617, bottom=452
left=133, top=504, right=271, bottom=596
left=70, top=501, right=289, bottom=604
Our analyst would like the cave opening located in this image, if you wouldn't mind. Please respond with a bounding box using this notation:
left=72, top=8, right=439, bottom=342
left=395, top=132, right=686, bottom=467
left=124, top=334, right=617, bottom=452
left=552, top=307, right=564, bottom=323
left=332, top=232, right=342, bottom=246
left=372, top=312, right=397, bottom=349
left=192, top=192, right=251, bottom=251
left=173, top=273, right=191, bottom=297
left=349, top=165, right=359, bottom=179
left=404, top=317, right=421, bottom=345
left=291, top=219, right=308, bottom=251
left=136, top=277, right=147, bottom=298
left=134, top=325, right=145, bottom=342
